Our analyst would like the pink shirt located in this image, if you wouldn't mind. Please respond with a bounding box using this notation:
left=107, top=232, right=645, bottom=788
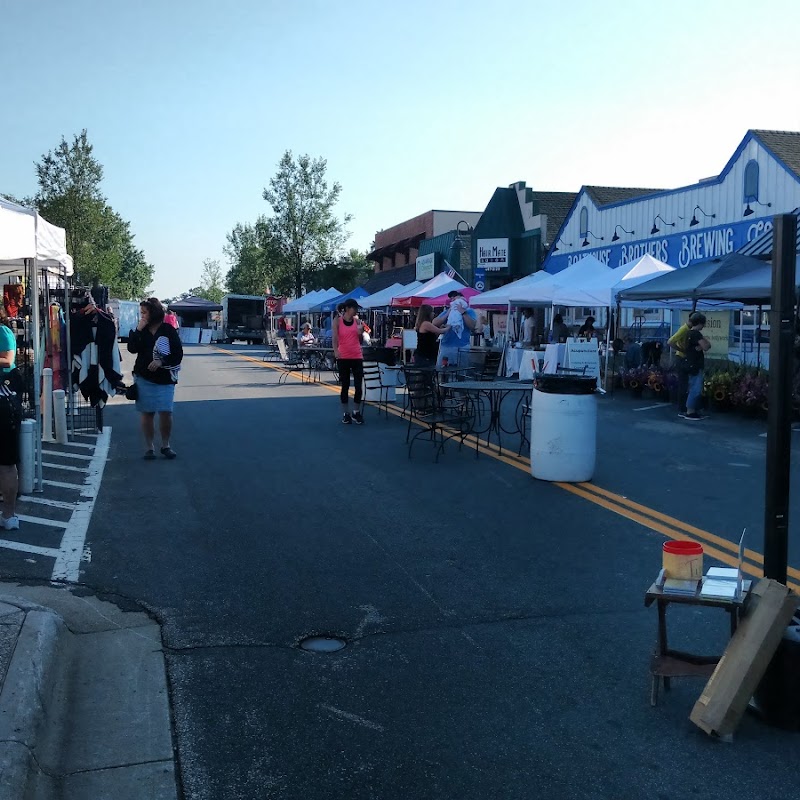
left=336, top=318, right=363, bottom=360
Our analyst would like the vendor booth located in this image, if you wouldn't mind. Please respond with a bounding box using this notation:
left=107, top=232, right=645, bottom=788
left=0, top=198, right=74, bottom=491
left=167, top=295, right=222, bottom=343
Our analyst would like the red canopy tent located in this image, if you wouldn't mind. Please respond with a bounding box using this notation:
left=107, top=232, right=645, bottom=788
left=392, top=286, right=482, bottom=308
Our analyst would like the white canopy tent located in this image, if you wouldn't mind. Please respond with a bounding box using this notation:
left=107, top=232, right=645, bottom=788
left=550, top=254, right=674, bottom=308
left=391, top=272, right=467, bottom=306
left=0, top=198, right=74, bottom=491
left=469, top=271, right=551, bottom=309
left=508, top=255, right=610, bottom=306
left=361, top=281, right=421, bottom=309
left=0, top=198, right=74, bottom=275
left=282, top=287, right=341, bottom=313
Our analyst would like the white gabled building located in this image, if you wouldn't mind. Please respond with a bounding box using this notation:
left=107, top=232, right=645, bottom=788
left=544, top=130, right=800, bottom=275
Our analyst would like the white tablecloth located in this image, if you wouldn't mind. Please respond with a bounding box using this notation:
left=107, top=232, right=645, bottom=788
left=505, top=347, right=525, bottom=376
left=514, top=346, right=565, bottom=380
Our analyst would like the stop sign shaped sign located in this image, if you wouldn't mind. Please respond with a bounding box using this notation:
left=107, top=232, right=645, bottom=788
left=265, top=297, right=279, bottom=312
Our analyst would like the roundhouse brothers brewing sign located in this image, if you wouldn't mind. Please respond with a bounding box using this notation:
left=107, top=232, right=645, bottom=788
left=477, top=238, right=509, bottom=271
left=547, top=217, right=774, bottom=273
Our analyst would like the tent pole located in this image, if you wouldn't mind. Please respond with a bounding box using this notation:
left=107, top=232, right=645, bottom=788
left=29, top=253, right=43, bottom=493
left=757, top=304, right=763, bottom=370
left=501, top=301, right=511, bottom=376
left=603, top=308, right=612, bottom=392
left=63, top=264, right=74, bottom=440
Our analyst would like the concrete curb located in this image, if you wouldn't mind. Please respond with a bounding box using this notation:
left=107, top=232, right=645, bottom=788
left=0, top=601, right=69, bottom=799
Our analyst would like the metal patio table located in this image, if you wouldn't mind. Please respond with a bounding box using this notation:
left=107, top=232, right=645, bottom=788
left=444, top=380, right=533, bottom=455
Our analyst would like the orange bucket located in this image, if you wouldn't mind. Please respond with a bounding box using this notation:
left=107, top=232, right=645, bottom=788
left=662, top=540, right=703, bottom=579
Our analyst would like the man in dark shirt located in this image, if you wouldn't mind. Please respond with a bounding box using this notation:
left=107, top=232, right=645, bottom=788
left=680, top=314, right=711, bottom=420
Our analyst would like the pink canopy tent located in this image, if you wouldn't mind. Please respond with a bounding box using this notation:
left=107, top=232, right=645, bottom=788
left=421, top=287, right=482, bottom=307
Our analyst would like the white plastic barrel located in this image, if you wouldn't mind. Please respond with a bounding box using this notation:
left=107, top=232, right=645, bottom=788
left=530, top=388, right=596, bottom=482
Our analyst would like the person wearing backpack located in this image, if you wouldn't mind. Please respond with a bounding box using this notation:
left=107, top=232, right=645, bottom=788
left=679, top=314, right=712, bottom=421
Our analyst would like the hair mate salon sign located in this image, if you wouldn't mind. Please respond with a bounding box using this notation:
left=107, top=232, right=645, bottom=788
left=548, top=217, right=772, bottom=272
left=477, top=238, right=509, bottom=271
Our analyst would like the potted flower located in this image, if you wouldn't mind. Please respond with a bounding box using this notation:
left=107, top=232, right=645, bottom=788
left=731, top=370, right=768, bottom=417
left=704, top=369, right=735, bottom=411
left=622, top=365, right=650, bottom=397
left=645, top=367, right=671, bottom=401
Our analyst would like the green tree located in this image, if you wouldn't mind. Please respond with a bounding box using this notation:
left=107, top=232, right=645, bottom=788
left=113, top=245, right=155, bottom=300
left=314, top=248, right=373, bottom=293
left=32, top=129, right=153, bottom=298
left=223, top=217, right=280, bottom=295
left=34, top=130, right=104, bottom=277
left=197, top=258, right=226, bottom=303
left=263, top=151, right=351, bottom=296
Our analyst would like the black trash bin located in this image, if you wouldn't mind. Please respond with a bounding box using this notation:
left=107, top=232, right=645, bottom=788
left=362, top=347, right=397, bottom=366
left=533, top=374, right=597, bottom=394
left=752, top=606, right=800, bottom=730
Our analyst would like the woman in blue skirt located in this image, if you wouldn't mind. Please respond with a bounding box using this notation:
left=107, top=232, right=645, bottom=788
left=127, top=298, right=183, bottom=460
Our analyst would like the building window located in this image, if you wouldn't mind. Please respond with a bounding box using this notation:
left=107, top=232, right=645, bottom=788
left=579, top=207, right=588, bottom=238
left=743, top=159, right=760, bottom=202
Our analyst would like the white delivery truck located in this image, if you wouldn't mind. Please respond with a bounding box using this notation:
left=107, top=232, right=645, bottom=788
left=221, top=294, right=266, bottom=344
left=108, top=299, right=141, bottom=342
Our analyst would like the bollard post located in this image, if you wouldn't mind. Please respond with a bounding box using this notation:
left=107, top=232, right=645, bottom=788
left=42, top=367, right=54, bottom=442
left=53, top=389, right=68, bottom=444
left=18, top=419, right=35, bottom=495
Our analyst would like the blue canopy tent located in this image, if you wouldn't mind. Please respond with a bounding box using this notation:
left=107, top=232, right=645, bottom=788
left=309, top=286, right=369, bottom=313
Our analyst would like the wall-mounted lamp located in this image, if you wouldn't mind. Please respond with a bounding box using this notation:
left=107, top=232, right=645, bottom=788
left=689, top=205, right=716, bottom=227
left=581, top=230, right=604, bottom=247
left=743, top=199, right=772, bottom=217
left=650, top=215, right=675, bottom=235
left=449, top=220, right=472, bottom=270
left=611, top=225, right=634, bottom=243
left=551, top=237, right=572, bottom=253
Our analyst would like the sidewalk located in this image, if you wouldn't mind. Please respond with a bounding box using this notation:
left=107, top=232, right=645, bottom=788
left=0, top=582, right=176, bottom=799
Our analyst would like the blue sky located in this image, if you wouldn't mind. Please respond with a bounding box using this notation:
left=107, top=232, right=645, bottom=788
left=1, top=0, right=798, bottom=297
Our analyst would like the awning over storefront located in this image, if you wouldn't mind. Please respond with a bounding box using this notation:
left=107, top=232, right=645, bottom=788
left=366, top=233, right=425, bottom=263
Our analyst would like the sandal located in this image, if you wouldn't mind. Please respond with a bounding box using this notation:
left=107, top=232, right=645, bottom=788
left=144, top=449, right=156, bottom=460
left=160, top=447, right=177, bottom=460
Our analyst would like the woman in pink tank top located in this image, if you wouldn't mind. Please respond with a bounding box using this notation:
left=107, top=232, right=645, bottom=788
left=332, top=299, right=364, bottom=424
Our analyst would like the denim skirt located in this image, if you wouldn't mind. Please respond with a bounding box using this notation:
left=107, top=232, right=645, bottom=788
left=134, top=377, right=175, bottom=413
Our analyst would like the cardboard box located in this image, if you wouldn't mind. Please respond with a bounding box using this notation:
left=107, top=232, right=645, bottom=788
left=690, top=578, right=798, bottom=738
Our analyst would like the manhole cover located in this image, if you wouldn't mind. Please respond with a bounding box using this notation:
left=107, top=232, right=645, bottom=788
left=298, top=636, right=347, bottom=653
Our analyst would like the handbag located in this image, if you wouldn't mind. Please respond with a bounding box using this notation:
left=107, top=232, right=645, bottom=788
left=0, top=367, right=23, bottom=398
left=125, top=383, right=139, bottom=401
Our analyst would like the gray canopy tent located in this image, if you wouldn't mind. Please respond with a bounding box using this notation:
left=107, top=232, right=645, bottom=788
left=616, top=252, right=770, bottom=305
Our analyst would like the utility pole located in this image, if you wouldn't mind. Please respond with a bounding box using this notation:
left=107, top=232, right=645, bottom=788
left=763, top=214, right=797, bottom=583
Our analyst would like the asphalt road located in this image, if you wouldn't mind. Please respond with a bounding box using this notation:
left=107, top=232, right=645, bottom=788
left=7, top=344, right=800, bottom=799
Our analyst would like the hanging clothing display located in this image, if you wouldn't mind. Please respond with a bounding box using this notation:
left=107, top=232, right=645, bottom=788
left=70, top=307, right=122, bottom=407
left=3, top=283, right=24, bottom=318
left=44, top=303, right=68, bottom=390
left=90, top=284, right=109, bottom=310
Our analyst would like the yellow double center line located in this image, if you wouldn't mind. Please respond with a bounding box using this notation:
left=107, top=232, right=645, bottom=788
left=217, top=346, right=800, bottom=592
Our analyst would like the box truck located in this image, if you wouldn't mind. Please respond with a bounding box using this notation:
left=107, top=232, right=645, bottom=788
left=221, top=295, right=266, bottom=344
